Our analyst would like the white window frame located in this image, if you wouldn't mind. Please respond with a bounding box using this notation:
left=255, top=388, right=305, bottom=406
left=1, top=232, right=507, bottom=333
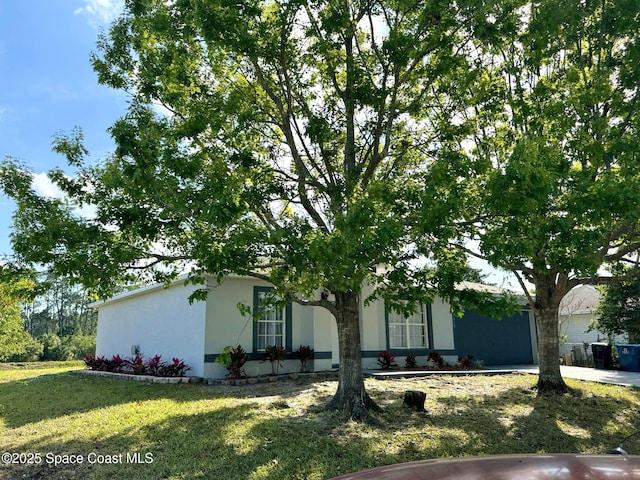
left=256, top=291, right=285, bottom=352
left=388, top=304, right=427, bottom=349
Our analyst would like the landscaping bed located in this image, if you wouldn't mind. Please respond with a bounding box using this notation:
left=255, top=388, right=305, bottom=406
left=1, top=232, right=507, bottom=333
left=78, top=369, right=204, bottom=384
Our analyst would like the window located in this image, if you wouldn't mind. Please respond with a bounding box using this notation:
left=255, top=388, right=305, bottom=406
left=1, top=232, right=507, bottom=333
left=253, top=287, right=292, bottom=353
left=388, top=305, right=427, bottom=349
left=256, top=291, right=285, bottom=351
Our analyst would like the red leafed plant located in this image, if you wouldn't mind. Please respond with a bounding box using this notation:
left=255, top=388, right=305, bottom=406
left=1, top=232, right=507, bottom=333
left=167, top=357, right=191, bottom=377
left=83, top=354, right=97, bottom=369
left=111, top=354, right=126, bottom=372
left=377, top=350, right=397, bottom=370
left=129, top=353, right=146, bottom=374
left=146, top=354, right=163, bottom=375
left=457, top=355, right=475, bottom=369
left=85, top=352, right=190, bottom=377
left=427, top=351, right=445, bottom=368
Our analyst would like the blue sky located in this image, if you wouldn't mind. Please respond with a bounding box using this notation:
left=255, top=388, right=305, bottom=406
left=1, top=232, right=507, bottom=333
left=0, top=0, right=126, bottom=257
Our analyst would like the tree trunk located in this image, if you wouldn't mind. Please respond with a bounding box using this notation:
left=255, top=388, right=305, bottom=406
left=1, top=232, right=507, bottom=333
left=328, top=291, right=381, bottom=421
left=534, top=274, right=570, bottom=394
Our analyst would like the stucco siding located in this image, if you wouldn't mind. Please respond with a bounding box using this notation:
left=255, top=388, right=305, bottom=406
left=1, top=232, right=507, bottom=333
left=430, top=297, right=455, bottom=350
left=360, top=285, right=387, bottom=369
left=313, top=306, right=337, bottom=371
left=203, top=277, right=331, bottom=378
left=95, top=282, right=206, bottom=377
left=204, top=277, right=270, bottom=357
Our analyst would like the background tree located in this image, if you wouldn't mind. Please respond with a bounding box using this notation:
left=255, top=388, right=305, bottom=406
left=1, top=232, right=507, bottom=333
left=593, top=269, right=640, bottom=343
left=0, top=0, right=513, bottom=420
left=431, top=0, right=640, bottom=392
left=0, top=267, right=37, bottom=360
left=22, top=272, right=98, bottom=338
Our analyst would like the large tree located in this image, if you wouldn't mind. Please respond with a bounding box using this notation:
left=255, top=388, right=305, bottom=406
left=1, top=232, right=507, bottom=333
left=0, top=0, right=509, bottom=419
left=429, top=0, right=640, bottom=392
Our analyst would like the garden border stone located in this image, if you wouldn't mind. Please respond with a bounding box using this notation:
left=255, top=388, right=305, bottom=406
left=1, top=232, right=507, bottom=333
left=75, top=368, right=340, bottom=386
left=76, top=369, right=203, bottom=384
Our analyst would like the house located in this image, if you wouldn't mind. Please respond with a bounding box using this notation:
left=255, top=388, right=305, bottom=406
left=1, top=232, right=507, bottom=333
left=91, top=275, right=538, bottom=379
left=558, top=284, right=627, bottom=358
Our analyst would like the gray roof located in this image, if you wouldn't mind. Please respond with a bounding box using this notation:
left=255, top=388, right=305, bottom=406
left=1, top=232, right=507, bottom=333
left=559, top=284, right=600, bottom=316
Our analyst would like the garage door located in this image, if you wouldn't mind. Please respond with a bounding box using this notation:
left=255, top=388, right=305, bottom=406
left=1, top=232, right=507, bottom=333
left=453, top=309, right=534, bottom=365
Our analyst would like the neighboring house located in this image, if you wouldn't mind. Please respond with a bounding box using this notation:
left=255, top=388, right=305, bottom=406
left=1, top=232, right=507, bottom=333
left=91, top=275, right=537, bottom=379
left=558, top=284, right=627, bottom=357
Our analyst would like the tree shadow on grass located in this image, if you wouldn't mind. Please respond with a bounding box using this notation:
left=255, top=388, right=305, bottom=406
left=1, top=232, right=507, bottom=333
left=0, top=371, right=337, bottom=429
left=370, top=383, right=640, bottom=461
left=2, top=399, right=372, bottom=480
left=2, top=374, right=640, bottom=480
left=0, top=372, right=210, bottom=429
left=8, top=383, right=639, bottom=480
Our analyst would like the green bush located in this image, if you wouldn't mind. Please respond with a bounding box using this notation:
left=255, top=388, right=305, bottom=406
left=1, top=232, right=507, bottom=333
left=7, top=334, right=44, bottom=362
left=59, top=335, right=96, bottom=360
left=38, top=333, right=62, bottom=360
left=215, top=345, right=248, bottom=378
left=37, top=333, right=96, bottom=361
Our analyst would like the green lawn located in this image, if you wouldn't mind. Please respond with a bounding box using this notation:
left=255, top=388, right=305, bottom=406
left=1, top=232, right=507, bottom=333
left=1, top=363, right=639, bottom=479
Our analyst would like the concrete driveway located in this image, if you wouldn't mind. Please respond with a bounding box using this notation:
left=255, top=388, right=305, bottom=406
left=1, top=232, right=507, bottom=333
left=367, top=365, right=640, bottom=387
left=489, top=365, right=640, bottom=388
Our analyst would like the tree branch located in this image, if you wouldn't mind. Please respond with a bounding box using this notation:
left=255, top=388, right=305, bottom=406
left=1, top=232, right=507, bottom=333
left=512, top=269, right=536, bottom=309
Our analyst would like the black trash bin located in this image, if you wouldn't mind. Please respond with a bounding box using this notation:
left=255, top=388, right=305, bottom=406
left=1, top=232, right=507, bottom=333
left=616, top=344, right=640, bottom=372
left=591, top=342, right=613, bottom=370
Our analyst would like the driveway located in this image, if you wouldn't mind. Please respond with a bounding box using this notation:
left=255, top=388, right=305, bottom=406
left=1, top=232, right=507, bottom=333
left=488, top=365, right=640, bottom=387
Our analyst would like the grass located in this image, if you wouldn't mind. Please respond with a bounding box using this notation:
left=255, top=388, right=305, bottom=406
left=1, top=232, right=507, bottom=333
left=1, top=364, right=639, bottom=479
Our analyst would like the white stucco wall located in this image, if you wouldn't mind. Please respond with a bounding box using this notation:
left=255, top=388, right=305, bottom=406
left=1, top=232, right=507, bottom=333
left=202, top=277, right=332, bottom=378
left=360, top=285, right=388, bottom=369
left=358, top=294, right=459, bottom=368
left=430, top=297, right=455, bottom=350
left=94, top=282, right=206, bottom=377
left=314, top=305, right=337, bottom=371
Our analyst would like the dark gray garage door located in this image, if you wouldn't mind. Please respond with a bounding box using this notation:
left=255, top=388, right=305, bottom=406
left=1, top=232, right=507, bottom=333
left=453, top=309, right=534, bottom=365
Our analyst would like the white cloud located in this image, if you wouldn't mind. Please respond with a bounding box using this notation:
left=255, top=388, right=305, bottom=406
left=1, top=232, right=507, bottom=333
left=32, top=172, right=96, bottom=219
left=32, top=172, right=65, bottom=199
left=74, top=0, right=125, bottom=28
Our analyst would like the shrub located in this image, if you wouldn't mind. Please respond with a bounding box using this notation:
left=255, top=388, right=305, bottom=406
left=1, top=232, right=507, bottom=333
left=264, top=345, right=287, bottom=375
left=8, top=334, right=44, bottom=362
left=427, top=352, right=445, bottom=368
left=158, top=357, right=191, bottom=377
left=58, top=335, right=96, bottom=360
left=83, top=354, right=108, bottom=371
left=215, top=345, right=249, bottom=378
left=473, top=359, right=485, bottom=369
left=84, top=352, right=190, bottom=377
left=38, top=333, right=62, bottom=360
left=129, top=353, right=146, bottom=374
left=404, top=354, right=417, bottom=369
left=295, top=345, right=314, bottom=373
left=83, top=354, right=97, bottom=369
left=146, top=354, right=163, bottom=375
left=376, top=350, right=397, bottom=370
left=111, top=354, right=126, bottom=372
left=457, top=354, right=475, bottom=369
